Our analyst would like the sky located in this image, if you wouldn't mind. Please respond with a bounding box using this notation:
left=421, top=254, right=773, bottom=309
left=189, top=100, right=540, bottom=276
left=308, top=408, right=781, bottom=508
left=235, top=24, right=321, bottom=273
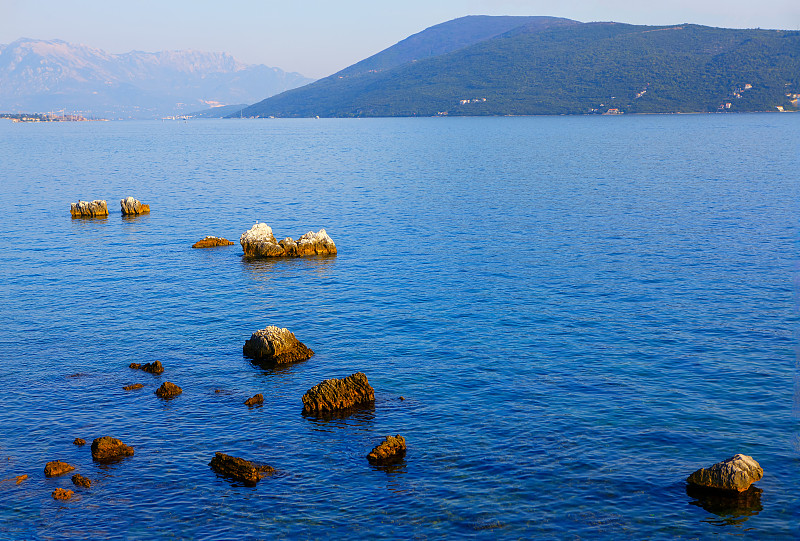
left=1, top=0, right=798, bottom=78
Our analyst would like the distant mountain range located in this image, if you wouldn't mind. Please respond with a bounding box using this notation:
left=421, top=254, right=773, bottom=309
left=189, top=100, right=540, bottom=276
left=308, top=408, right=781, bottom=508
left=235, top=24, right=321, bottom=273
left=239, top=16, right=800, bottom=117
left=0, top=39, right=313, bottom=119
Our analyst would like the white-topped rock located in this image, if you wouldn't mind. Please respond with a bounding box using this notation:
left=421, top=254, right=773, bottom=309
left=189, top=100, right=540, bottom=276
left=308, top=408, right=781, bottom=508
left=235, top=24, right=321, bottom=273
left=240, top=223, right=336, bottom=258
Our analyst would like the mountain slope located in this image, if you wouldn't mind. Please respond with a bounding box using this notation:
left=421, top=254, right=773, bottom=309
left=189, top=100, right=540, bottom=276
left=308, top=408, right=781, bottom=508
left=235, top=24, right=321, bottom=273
left=240, top=19, right=800, bottom=117
left=0, top=39, right=314, bottom=118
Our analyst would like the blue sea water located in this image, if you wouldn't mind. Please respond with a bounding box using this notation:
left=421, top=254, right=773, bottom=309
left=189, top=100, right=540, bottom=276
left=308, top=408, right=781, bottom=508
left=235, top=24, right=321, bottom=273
left=0, top=114, right=798, bottom=539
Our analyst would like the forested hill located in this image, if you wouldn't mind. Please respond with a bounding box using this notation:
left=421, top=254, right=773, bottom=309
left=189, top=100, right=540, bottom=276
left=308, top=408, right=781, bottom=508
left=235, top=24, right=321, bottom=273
left=237, top=18, right=800, bottom=118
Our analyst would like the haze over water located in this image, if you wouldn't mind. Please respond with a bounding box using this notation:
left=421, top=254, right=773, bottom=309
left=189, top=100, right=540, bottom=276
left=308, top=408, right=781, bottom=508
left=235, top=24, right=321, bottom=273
left=0, top=115, right=798, bottom=538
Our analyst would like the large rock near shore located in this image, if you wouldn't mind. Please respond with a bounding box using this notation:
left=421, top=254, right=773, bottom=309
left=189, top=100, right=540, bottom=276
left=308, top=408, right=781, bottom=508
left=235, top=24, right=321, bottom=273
left=91, top=436, right=134, bottom=462
left=209, top=452, right=274, bottom=486
left=70, top=200, right=108, bottom=218
left=367, top=435, right=407, bottom=465
left=243, top=326, right=314, bottom=365
left=687, top=454, right=763, bottom=492
left=120, top=196, right=150, bottom=215
left=240, top=223, right=336, bottom=258
left=301, top=372, right=375, bottom=415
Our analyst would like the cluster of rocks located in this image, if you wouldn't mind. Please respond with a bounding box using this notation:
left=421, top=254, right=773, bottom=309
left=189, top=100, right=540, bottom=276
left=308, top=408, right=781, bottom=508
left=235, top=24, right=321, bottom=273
left=129, top=360, right=164, bottom=374
left=120, top=196, right=150, bottom=216
left=70, top=200, right=108, bottom=218
left=240, top=223, right=337, bottom=258
left=39, top=436, right=133, bottom=500
left=70, top=196, right=150, bottom=217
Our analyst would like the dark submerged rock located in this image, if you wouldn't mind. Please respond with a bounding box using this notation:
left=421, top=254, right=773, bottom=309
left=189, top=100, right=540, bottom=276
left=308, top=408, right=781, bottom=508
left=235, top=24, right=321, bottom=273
left=155, top=381, right=182, bottom=399
left=687, top=454, right=763, bottom=492
left=687, top=484, right=763, bottom=523
left=44, top=461, right=75, bottom=477
left=244, top=393, right=264, bottom=406
left=367, top=435, right=407, bottom=465
left=209, top=452, right=274, bottom=486
left=91, top=436, right=134, bottom=462
left=123, top=383, right=144, bottom=391
left=243, top=326, right=314, bottom=365
left=71, top=474, right=91, bottom=488
left=301, top=372, right=375, bottom=415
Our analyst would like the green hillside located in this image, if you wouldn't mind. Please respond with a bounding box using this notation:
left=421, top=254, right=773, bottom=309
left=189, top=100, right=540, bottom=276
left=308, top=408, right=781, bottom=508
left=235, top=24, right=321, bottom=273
left=238, top=19, right=800, bottom=117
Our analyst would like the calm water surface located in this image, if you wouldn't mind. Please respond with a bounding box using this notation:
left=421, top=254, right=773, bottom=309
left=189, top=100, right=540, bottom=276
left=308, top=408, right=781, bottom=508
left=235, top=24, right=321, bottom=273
left=0, top=115, right=798, bottom=539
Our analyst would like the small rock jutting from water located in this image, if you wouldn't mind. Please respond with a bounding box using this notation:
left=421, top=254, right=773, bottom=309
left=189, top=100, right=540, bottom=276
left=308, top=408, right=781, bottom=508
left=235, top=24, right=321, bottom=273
left=120, top=196, right=150, bottom=216
left=192, top=236, right=234, bottom=248
left=208, top=452, right=275, bottom=486
left=129, top=360, right=164, bottom=374
left=245, top=393, right=264, bottom=406
left=240, top=223, right=337, bottom=258
left=91, top=436, right=134, bottom=462
left=73, top=438, right=86, bottom=446
left=155, top=381, right=182, bottom=399
left=71, top=474, right=91, bottom=488
left=367, top=435, right=407, bottom=465
left=123, top=383, right=144, bottom=391
left=687, top=454, right=763, bottom=492
left=243, top=326, right=314, bottom=365
left=52, top=488, right=74, bottom=500
left=70, top=200, right=108, bottom=218
left=15, top=474, right=28, bottom=484
left=44, top=461, right=75, bottom=477
left=301, top=372, right=375, bottom=415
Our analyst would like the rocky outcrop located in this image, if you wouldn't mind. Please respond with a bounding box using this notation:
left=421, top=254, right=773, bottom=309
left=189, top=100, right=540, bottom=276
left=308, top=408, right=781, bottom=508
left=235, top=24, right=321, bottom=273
left=192, top=236, right=234, bottom=248
left=129, top=360, right=164, bottom=374
left=367, top=435, right=407, bottom=465
left=240, top=223, right=336, bottom=258
left=14, top=475, right=27, bottom=485
left=155, top=381, right=182, bottom=399
left=44, top=461, right=75, bottom=477
left=91, top=436, right=134, bottom=462
left=243, top=326, right=314, bottom=365
left=71, top=474, right=91, bottom=488
left=123, top=383, right=144, bottom=391
left=70, top=200, right=108, bottom=218
left=73, top=438, right=86, bottom=446
left=120, top=196, right=150, bottom=215
left=687, top=454, right=763, bottom=492
left=301, top=372, right=375, bottom=415
left=208, top=452, right=274, bottom=486
left=244, top=393, right=264, bottom=406
left=52, top=488, right=74, bottom=500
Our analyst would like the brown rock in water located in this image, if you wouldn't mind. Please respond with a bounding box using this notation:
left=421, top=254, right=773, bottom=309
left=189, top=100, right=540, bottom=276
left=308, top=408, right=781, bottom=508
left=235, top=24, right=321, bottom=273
left=687, top=454, right=763, bottom=492
left=44, top=461, right=75, bottom=477
left=15, top=474, right=28, bottom=484
left=70, top=199, right=108, bottom=218
left=91, top=436, right=134, bottom=462
left=244, top=393, right=264, bottom=406
left=301, top=372, right=375, bottom=415
left=71, top=474, right=91, bottom=488
left=243, top=326, right=314, bottom=365
left=209, top=452, right=274, bottom=486
left=73, top=438, right=86, bottom=446
left=240, top=223, right=336, bottom=258
left=192, top=236, right=234, bottom=248
left=367, top=435, right=407, bottom=465
left=130, top=360, right=164, bottom=374
left=155, top=381, right=182, bottom=399
left=123, top=383, right=144, bottom=391
left=52, top=488, right=74, bottom=500
left=120, top=196, right=150, bottom=216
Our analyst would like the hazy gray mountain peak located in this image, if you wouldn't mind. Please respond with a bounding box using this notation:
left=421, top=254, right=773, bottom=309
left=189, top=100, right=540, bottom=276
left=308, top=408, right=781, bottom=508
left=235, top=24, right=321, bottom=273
left=0, top=38, right=314, bottom=118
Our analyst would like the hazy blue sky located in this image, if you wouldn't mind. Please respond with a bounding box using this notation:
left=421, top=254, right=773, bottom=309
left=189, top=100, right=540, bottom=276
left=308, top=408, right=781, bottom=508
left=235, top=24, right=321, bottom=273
left=2, top=0, right=798, bottom=78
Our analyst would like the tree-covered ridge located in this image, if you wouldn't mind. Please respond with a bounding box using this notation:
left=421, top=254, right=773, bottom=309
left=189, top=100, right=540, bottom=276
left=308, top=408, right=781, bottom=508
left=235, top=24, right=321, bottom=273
left=238, top=20, right=800, bottom=118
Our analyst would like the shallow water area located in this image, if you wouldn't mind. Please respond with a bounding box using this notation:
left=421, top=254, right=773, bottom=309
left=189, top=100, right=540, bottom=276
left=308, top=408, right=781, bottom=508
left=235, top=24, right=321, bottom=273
left=0, top=115, right=798, bottom=538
